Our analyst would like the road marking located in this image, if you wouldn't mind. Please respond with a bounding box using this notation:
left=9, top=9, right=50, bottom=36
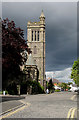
left=0, top=102, right=30, bottom=119
left=71, top=108, right=77, bottom=118
left=0, top=103, right=24, bottom=116
left=71, top=95, right=76, bottom=100
left=67, top=107, right=77, bottom=120
left=67, top=108, right=73, bottom=119
left=19, top=100, right=30, bottom=105
left=0, top=105, right=26, bottom=119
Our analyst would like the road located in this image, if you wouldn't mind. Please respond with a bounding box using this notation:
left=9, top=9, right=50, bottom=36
left=1, top=92, right=77, bottom=119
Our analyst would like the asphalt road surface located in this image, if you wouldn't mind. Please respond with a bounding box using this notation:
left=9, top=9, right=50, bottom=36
left=1, top=92, right=77, bottom=119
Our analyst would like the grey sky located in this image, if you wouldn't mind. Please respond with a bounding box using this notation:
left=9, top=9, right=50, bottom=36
left=2, top=2, right=77, bottom=72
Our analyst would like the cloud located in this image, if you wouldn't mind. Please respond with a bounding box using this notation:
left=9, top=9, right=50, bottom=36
left=45, top=67, right=73, bottom=83
left=2, top=2, right=77, bottom=71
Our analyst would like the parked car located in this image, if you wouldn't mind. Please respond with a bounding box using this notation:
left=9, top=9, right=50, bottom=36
left=61, top=88, right=64, bottom=91
left=74, top=89, right=79, bottom=92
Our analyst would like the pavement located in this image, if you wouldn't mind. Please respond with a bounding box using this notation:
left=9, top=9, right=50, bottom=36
left=0, top=92, right=78, bottom=119
left=0, top=92, right=77, bottom=119
left=0, top=95, right=25, bottom=102
left=0, top=95, right=26, bottom=116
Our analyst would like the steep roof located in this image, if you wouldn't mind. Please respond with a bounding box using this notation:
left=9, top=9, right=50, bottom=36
left=26, top=54, right=36, bottom=66
left=52, top=78, right=61, bottom=83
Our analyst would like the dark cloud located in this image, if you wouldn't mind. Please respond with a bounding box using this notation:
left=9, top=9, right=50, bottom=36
left=2, top=2, right=77, bottom=71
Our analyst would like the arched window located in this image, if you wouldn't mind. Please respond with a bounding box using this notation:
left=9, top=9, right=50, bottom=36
left=32, top=31, right=33, bottom=41
left=34, top=46, right=37, bottom=54
left=35, top=31, right=36, bottom=41
left=38, top=31, right=39, bottom=41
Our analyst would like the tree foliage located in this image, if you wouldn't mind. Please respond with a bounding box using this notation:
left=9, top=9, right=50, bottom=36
left=48, top=79, right=54, bottom=93
left=71, top=58, right=79, bottom=86
left=2, top=18, right=31, bottom=89
left=20, top=80, right=44, bottom=94
left=60, top=83, right=67, bottom=90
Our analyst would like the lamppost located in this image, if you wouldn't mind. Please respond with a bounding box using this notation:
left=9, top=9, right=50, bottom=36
left=52, top=72, right=55, bottom=82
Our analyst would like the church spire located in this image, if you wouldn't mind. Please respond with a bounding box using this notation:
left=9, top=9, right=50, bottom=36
left=39, top=10, right=45, bottom=19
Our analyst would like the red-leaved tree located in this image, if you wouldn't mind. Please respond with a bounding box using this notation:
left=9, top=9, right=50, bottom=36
left=2, top=18, right=31, bottom=89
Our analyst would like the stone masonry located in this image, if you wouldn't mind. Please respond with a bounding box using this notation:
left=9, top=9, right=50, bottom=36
left=27, top=10, right=45, bottom=86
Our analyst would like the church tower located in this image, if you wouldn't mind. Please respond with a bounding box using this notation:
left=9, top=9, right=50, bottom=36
left=27, top=10, right=45, bottom=86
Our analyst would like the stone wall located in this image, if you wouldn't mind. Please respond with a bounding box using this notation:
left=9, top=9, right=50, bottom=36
left=27, top=11, right=45, bottom=86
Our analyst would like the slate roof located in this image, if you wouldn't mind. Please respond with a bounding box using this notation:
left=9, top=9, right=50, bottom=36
left=26, top=54, right=36, bottom=66
left=52, top=78, right=61, bottom=83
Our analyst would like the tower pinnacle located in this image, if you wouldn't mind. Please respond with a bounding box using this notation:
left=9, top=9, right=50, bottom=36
left=40, top=10, right=45, bottom=18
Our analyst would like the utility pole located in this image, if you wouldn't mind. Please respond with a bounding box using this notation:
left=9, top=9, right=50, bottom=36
left=52, top=72, right=55, bottom=82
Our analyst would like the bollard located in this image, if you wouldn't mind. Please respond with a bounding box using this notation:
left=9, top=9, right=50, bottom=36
left=3, top=91, right=5, bottom=95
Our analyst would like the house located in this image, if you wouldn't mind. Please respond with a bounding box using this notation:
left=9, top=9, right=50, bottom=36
left=70, top=84, right=79, bottom=92
left=52, top=78, right=61, bottom=84
left=52, top=78, right=61, bottom=90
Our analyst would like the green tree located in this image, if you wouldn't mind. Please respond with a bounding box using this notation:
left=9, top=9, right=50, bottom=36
left=67, top=82, right=73, bottom=85
left=71, top=58, right=79, bottom=86
left=60, top=83, right=67, bottom=91
left=48, top=79, right=54, bottom=93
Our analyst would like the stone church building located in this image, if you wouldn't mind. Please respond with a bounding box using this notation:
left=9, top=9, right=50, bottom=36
left=27, top=10, right=46, bottom=86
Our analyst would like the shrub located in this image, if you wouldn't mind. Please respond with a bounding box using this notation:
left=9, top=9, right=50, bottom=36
left=0, top=91, right=3, bottom=94
left=32, top=81, right=44, bottom=94
left=0, top=90, right=8, bottom=95
left=6, top=82, right=18, bottom=95
left=20, top=82, right=27, bottom=94
left=5, top=90, right=8, bottom=94
left=37, top=82, right=44, bottom=94
left=20, top=80, right=45, bottom=94
left=55, top=89, right=60, bottom=92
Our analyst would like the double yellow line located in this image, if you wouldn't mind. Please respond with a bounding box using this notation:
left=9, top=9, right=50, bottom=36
left=67, top=107, right=77, bottom=119
left=71, top=95, right=76, bottom=101
left=0, top=102, right=30, bottom=120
